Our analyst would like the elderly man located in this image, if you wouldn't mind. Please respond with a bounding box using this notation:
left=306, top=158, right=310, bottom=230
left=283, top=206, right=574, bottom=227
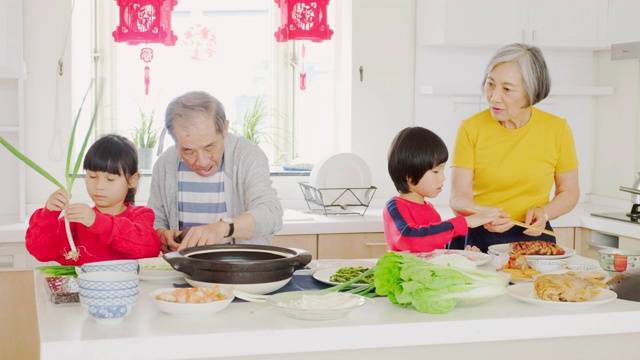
left=149, top=91, right=283, bottom=252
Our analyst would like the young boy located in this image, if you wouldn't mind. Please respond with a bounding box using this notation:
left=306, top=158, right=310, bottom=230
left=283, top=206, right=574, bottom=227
left=383, top=127, right=498, bottom=253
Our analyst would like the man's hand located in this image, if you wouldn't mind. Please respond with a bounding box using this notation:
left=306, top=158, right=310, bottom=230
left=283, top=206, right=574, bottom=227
left=177, top=222, right=228, bottom=250
left=159, top=228, right=182, bottom=253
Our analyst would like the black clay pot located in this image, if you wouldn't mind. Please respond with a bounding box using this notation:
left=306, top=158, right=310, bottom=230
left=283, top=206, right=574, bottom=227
left=163, top=244, right=312, bottom=285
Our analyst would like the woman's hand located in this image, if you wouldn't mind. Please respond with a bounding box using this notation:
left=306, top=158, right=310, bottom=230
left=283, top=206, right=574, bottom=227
left=522, top=207, right=548, bottom=236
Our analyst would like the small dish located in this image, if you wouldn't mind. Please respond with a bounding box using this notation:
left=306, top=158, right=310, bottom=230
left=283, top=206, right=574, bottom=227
left=149, top=287, right=234, bottom=316
left=564, top=264, right=597, bottom=272
left=528, top=259, right=568, bottom=273
left=266, top=291, right=368, bottom=321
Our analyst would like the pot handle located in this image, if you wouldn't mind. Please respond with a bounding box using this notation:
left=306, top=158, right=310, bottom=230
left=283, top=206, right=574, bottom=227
left=291, top=249, right=313, bottom=270
left=162, top=251, right=194, bottom=276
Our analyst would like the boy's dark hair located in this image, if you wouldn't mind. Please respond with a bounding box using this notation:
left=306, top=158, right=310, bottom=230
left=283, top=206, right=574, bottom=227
left=387, top=126, right=448, bottom=194
left=83, top=134, right=139, bottom=204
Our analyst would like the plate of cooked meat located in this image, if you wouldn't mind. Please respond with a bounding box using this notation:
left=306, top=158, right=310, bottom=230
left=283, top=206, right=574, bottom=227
left=507, top=273, right=617, bottom=309
left=488, top=241, right=576, bottom=260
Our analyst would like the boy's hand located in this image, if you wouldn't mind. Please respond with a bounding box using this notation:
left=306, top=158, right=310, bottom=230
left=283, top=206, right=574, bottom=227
left=65, top=203, right=96, bottom=227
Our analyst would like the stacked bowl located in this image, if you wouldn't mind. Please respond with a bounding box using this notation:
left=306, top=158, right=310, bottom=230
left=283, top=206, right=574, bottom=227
left=76, top=260, right=140, bottom=325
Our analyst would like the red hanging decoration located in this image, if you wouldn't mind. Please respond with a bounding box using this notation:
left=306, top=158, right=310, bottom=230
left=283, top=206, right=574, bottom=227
left=112, top=0, right=178, bottom=94
left=274, top=0, right=334, bottom=43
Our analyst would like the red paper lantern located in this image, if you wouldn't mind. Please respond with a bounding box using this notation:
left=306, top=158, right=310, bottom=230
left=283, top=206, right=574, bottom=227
left=274, top=0, right=334, bottom=43
left=112, top=0, right=178, bottom=95
left=112, top=0, right=178, bottom=46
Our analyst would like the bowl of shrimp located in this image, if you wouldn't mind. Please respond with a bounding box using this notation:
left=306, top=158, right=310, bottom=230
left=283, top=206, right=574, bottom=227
left=149, top=285, right=234, bottom=316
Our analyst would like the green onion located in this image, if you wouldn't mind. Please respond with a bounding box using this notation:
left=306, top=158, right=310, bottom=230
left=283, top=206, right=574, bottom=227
left=0, top=80, right=102, bottom=261
left=36, top=265, right=78, bottom=277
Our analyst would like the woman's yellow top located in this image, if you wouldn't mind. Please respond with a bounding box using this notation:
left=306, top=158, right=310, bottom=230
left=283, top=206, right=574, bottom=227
left=451, top=107, right=579, bottom=221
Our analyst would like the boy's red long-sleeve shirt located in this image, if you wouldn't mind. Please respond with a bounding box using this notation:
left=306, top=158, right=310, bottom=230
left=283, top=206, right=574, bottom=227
left=25, top=203, right=161, bottom=265
left=383, top=197, right=469, bottom=253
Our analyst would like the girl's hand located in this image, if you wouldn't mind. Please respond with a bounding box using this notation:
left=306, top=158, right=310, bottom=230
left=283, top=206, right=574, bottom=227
left=464, top=245, right=482, bottom=252
left=64, top=203, right=96, bottom=228
left=45, top=189, right=70, bottom=212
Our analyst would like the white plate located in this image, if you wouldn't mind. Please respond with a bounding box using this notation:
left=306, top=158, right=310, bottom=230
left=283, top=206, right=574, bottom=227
left=488, top=243, right=576, bottom=259
left=419, top=249, right=493, bottom=266
left=507, top=283, right=617, bottom=309
left=308, top=153, right=372, bottom=189
left=138, top=257, right=184, bottom=282
left=148, top=287, right=234, bottom=315
left=312, top=265, right=375, bottom=288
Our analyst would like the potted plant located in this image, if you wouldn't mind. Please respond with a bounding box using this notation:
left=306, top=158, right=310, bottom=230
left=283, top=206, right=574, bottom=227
left=131, top=103, right=160, bottom=170
left=231, top=95, right=289, bottom=149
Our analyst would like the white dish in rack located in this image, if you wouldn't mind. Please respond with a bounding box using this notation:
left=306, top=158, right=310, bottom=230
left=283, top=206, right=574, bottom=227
left=308, top=153, right=372, bottom=189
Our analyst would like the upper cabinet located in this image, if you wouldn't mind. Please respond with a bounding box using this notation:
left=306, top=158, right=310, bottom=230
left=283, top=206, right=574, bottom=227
left=417, top=0, right=608, bottom=49
left=607, top=0, right=640, bottom=44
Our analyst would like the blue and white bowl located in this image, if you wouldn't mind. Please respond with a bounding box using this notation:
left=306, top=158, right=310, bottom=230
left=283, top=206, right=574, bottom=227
left=79, top=287, right=139, bottom=299
left=76, top=271, right=139, bottom=290
left=85, top=304, right=134, bottom=325
left=78, top=259, right=139, bottom=274
left=79, top=294, right=138, bottom=307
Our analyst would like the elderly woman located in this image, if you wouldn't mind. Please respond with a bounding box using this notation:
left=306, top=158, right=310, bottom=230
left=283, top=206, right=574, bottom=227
left=449, top=43, right=580, bottom=253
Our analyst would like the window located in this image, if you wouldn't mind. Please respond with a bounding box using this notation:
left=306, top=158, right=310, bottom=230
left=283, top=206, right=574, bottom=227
left=74, top=0, right=343, bottom=167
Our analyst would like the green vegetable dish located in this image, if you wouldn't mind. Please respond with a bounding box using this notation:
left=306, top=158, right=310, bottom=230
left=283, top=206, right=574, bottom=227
left=329, top=266, right=374, bottom=284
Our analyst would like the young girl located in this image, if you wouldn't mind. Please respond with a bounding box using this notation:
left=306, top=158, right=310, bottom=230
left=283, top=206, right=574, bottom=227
left=26, top=134, right=161, bottom=265
left=383, top=127, right=499, bottom=253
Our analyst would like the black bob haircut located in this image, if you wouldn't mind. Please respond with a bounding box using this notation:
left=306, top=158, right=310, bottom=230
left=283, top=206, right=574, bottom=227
left=83, top=134, right=139, bottom=204
left=387, top=126, right=448, bottom=194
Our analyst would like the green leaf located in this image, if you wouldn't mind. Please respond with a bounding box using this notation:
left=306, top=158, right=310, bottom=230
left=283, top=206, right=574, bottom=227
left=0, top=136, right=66, bottom=190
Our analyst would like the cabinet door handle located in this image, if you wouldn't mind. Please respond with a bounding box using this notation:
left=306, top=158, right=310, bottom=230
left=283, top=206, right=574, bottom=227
left=364, top=242, right=387, bottom=247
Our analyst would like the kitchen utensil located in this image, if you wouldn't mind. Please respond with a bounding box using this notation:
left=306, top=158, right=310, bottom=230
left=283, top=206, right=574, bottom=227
left=163, top=244, right=312, bottom=294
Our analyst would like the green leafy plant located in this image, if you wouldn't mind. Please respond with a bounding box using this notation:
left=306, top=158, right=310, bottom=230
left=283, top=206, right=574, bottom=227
left=231, top=95, right=284, bottom=147
left=0, top=80, right=101, bottom=261
left=131, top=103, right=159, bottom=149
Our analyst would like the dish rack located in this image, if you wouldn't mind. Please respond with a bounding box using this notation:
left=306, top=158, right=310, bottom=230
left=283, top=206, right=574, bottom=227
left=299, top=182, right=377, bottom=216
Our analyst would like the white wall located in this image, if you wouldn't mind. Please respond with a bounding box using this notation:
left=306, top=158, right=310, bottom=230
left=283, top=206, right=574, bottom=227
left=593, top=50, right=640, bottom=202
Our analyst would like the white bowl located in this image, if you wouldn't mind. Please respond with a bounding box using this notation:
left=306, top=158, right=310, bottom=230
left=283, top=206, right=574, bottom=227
left=138, top=257, right=183, bottom=281
left=266, top=291, right=368, bottom=321
left=78, top=287, right=139, bottom=299
left=85, top=303, right=134, bottom=325
left=528, top=259, right=568, bottom=273
left=149, top=287, right=234, bottom=316
left=79, top=294, right=139, bottom=307
left=185, top=277, right=291, bottom=295
left=564, top=264, right=598, bottom=272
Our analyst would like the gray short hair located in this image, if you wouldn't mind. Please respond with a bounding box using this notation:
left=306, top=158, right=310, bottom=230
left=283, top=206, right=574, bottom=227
left=482, top=43, right=550, bottom=107
left=164, top=91, right=227, bottom=138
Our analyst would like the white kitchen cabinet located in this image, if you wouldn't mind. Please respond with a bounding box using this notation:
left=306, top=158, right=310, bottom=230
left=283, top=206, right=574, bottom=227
left=607, top=0, right=640, bottom=44
left=272, top=234, right=318, bottom=259
left=417, top=0, right=607, bottom=49
left=318, top=233, right=389, bottom=259
left=554, top=227, right=575, bottom=250
left=619, top=236, right=640, bottom=251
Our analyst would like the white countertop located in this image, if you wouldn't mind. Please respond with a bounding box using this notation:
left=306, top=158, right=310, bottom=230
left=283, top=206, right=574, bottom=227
left=35, top=256, right=640, bottom=359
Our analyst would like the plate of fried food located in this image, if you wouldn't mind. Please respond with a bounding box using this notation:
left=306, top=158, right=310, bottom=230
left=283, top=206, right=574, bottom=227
left=507, top=272, right=616, bottom=309
left=497, top=254, right=542, bottom=282
left=488, top=240, right=576, bottom=260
